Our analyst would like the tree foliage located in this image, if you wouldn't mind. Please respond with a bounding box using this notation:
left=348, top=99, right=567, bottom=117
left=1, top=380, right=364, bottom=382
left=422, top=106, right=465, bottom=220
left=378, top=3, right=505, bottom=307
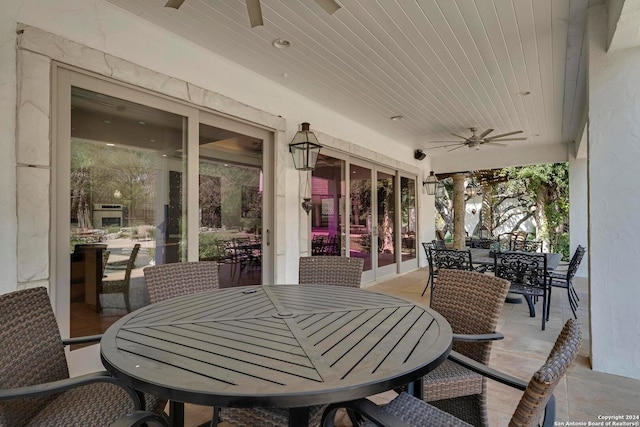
left=435, top=163, right=570, bottom=258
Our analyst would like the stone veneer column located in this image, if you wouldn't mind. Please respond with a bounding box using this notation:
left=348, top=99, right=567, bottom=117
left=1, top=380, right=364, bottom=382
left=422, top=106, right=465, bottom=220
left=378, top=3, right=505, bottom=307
left=452, top=173, right=466, bottom=250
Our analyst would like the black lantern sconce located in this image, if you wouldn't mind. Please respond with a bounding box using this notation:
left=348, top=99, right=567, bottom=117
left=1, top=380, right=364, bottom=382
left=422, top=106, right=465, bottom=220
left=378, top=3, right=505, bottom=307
left=422, top=171, right=439, bottom=195
left=289, top=122, right=322, bottom=171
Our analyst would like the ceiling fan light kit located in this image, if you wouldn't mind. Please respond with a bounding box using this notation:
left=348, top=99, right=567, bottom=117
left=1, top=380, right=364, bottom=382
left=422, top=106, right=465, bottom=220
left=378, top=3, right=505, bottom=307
left=414, top=149, right=426, bottom=160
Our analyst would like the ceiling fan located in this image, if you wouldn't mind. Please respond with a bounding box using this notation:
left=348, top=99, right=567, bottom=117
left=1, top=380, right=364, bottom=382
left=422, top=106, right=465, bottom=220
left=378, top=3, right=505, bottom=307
left=165, top=0, right=341, bottom=28
left=426, top=127, right=526, bottom=151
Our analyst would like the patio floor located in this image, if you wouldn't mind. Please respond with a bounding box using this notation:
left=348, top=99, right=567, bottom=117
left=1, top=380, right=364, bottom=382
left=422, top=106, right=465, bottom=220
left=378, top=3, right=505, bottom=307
left=180, top=269, right=640, bottom=426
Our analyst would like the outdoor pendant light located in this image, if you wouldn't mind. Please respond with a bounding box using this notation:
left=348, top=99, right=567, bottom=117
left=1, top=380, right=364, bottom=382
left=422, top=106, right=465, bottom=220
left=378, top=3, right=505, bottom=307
left=423, top=171, right=439, bottom=195
left=289, top=122, right=322, bottom=171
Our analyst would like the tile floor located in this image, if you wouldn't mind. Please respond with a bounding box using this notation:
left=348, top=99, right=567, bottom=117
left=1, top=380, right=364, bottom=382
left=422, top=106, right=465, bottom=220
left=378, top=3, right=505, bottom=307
left=181, top=269, right=640, bottom=426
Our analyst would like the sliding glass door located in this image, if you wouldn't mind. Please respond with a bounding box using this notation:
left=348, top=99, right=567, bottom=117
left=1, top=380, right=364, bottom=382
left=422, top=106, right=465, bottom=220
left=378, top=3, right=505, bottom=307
left=55, top=68, right=273, bottom=371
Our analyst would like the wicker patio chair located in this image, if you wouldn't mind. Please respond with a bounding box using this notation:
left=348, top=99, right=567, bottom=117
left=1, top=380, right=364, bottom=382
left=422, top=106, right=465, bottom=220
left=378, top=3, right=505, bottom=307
left=298, top=256, right=364, bottom=287
left=548, top=245, right=586, bottom=319
left=421, top=269, right=510, bottom=426
left=143, top=261, right=219, bottom=304
left=321, top=319, right=582, bottom=427
left=99, top=243, right=140, bottom=312
left=0, top=287, right=168, bottom=427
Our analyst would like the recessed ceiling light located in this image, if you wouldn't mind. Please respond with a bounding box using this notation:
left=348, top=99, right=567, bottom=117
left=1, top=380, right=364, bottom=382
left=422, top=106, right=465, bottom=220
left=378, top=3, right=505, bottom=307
left=533, top=134, right=540, bottom=137
left=106, top=143, right=115, bottom=147
left=103, top=120, right=112, bottom=124
left=138, top=121, right=146, bottom=125
left=390, top=115, right=404, bottom=121
left=272, top=38, right=291, bottom=49
left=162, top=154, right=167, bottom=157
left=517, top=91, right=531, bottom=96
left=149, top=139, right=156, bottom=143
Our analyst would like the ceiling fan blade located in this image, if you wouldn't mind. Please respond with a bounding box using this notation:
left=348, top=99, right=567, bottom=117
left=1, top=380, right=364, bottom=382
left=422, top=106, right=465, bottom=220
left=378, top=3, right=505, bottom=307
left=451, top=133, right=472, bottom=141
left=489, top=137, right=527, bottom=142
left=478, top=128, right=494, bottom=138
left=447, top=144, right=468, bottom=152
left=486, top=130, right=523, bottom=140
left=313, top=0, right=341, bottom=14
left=246, top=0, right=264, bottom=28
left=426, top=143, right=466, bottom=150
left=426, top=140, right=464, bottom=144
left=482, top=142, right=508, bottom=147
left=164, top=0, right=185, bottom=9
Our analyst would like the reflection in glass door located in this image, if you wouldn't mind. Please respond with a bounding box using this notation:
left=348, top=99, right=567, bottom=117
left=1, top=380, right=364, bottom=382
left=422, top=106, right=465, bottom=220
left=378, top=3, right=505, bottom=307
left=69, top=86, right=187, bottom=339
left=311, top=154, right=345, bottom=256
left=376, top=169, right=397, bottom=276
left=400, top=176, right=417, bottom=265
left=349, top=164, right=373, bottom=275
left=198, top=122, right=264, bottom=288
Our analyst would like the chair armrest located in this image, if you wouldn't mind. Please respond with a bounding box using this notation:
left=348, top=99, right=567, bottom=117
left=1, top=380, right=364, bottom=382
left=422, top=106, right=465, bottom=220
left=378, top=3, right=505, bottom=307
left=63, top=334, right=102, bottom=346
left=0, top=370, right=142, bottom=408
left=110, top=410, right=170, bottom=427
left=452, top=332, right=504, bottom=342
left=322, top=399, right=412, bottom=427
left=448, top=351, right=528, bottom=390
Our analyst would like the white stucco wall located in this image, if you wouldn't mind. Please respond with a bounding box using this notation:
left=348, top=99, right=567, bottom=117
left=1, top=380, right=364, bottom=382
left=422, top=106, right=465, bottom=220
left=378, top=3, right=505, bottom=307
left=588, top=5, right=640, bottom=380
left=569, top=153, right=588, bottom=277
left=0, top=0, right=428, bottom=295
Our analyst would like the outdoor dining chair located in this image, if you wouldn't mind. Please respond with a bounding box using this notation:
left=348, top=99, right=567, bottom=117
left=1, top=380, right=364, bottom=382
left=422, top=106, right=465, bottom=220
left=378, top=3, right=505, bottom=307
left=420, top=269, right=510, bottom=426
left=420, top=241, right=437, bottom=297
left=0, top=287, right=168, bottom=427
left=99, top=243, right=140, bottom=312
left=321, top=318, right=581, bottom=427
left=494, top=252, right=551, bottom=330
left=298, top=256, right=364, bottom=287
left=143, top=261, right=219, bottom=304
left=219, top=256, right=364, bottom=427
left=549, top=245, right=586, bottom=319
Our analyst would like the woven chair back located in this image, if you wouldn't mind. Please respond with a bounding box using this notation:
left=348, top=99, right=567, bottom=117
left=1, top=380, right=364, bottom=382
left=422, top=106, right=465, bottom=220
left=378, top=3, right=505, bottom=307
left=510, top=319, right=581, bottom=426
left=565, top=245, right=586, bottom=281
left=123, top=244, right=141, bottom=283
left=144, top=261, right=220, bottom=303
left=0, top=287, right=70, bottom=427
left=299, top=256, right=364, bottom=287
left=431, top=269, right=510, bottom=364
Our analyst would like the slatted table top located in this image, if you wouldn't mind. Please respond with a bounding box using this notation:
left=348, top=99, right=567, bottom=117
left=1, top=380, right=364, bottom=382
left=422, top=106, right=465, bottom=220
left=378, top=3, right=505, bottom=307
left=101, top=284, right=452, bottom=409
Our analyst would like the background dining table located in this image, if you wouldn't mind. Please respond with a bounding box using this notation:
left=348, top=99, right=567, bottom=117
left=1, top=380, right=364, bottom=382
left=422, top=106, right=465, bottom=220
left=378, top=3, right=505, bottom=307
left=100, top=284, right=453, bottom=427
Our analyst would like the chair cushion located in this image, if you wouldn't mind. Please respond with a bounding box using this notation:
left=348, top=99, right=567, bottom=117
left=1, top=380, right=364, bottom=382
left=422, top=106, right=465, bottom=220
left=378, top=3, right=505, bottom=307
left=220, top=404, right=326, bottom=427
left=422, top=359, right=484, bottom=402
left=362, top=392, right=472, bottom=427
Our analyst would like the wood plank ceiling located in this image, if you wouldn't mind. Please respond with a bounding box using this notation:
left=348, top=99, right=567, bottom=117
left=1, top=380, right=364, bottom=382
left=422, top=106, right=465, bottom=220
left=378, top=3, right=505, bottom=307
left=105, top=0, right=592, bottom=158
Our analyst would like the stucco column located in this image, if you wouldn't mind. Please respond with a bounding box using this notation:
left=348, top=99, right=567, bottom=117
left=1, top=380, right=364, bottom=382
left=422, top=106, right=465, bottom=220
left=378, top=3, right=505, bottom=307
left=452, top=173, right=466, bottom=250
left=587, top=5, right=640, bottom=380
left=568, top=154, right=588, bottom=277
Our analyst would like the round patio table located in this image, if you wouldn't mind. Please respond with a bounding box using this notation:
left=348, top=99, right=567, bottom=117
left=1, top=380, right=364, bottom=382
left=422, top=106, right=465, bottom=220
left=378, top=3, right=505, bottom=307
left=101, top=284, right=452, bottom=426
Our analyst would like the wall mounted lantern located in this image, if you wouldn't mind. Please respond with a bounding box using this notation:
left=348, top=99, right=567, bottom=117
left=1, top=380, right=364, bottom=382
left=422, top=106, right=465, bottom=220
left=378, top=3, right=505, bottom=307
left=289, top=122, right=322, bottom=171
left=423, top=171, right=439, bottom=195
